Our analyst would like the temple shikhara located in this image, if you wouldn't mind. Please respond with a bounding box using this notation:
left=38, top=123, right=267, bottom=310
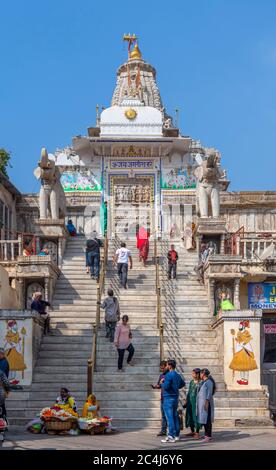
left=1, top=36, right=276, bottom=430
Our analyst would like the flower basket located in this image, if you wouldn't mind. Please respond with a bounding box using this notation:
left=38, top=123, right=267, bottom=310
left=44, top=419, right=73, bottom=432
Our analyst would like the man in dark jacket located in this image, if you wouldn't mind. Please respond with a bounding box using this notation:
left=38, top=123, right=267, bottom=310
left=86, top=231, right=103, bottom=281
left=160, top=359, right=185, bottom=443
left=0, top=348, right=9, bottom=379
left=167, top=245, right=179, bottom=280
left=151, top=360, right=169, bottom=436
left=31, top=292, right=51, bottom=335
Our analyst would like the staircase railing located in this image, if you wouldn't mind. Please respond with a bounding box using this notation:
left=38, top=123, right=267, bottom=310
left=87, top=236, right=108, bottom=396
left=154, top=237, right=164, bottom=362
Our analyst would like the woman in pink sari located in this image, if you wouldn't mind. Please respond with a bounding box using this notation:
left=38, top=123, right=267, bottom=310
left=136, top=226, right=150, bottom=266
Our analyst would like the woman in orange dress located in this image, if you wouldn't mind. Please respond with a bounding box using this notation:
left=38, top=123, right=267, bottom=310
left=136, top=226, right=150, bottom=266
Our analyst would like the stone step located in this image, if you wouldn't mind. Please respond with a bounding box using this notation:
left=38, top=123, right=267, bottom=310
left=48, top=329, right=94, bottom=336
left=53, top=289, right=103, bottom=295
left=164, top=318, right=211, bottom=325
left=214, top=407, right=271, bottom=419
left=53, top=294, right=98, bottom=300
left=38, top=349, right=159, bottom=358
left=165, top=344, right=219, bottom=352
left=50, top=323, right=95, bottom=330
left=163, top=329, right=216, bottom=337
left=33, top=372, right=159, bottom=382
left=40, top=343, right=93, bottom=351
left=53, top=300, right=157, bottom=308
left=35, top=357, right=159, bottom=366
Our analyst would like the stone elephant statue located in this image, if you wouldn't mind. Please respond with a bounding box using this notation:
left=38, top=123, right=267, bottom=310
left=194, top=153, right=225, bottom=218
left=34, top=147, right=66, bottom=220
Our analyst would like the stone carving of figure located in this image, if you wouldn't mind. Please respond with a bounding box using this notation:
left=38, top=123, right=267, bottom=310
left=145, top=185, right=151, bottom=204
left=215, top=284, right=234, bottom=314
left=163, top=116, right=173, bottom=129
left=34, top=148, right=66, bottom=220
left=131, top=185, right=136, bottom=204
left=127, top=186, right=132, bottom=203
left=138, top=185, right=143, bottom=203
left=194, top=153, right=225, bottom=218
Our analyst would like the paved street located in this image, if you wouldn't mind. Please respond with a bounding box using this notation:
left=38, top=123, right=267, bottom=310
left=2, top=427, right=276, bottom=450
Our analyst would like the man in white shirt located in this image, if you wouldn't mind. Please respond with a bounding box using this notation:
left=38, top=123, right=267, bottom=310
left=113, top=242, right=133, bottom=289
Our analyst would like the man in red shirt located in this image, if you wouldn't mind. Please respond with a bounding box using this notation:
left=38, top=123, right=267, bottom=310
left=167, top=244, right=179, bottom=280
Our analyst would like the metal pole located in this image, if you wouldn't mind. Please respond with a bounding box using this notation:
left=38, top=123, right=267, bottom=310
left=87, top=359, right=92, bottom=396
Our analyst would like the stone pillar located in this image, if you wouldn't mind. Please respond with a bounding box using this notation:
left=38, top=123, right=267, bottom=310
left=58, top=237, right=64, bottom=269
left=209, top=278, right=216, bottom=316
left=18, top=278, right=24, bottom=309
left=220, top=233, right=225, bottom=254
left=197, top=234, right=203, bottom=257
left=45, top=278, right=49, bottom=302
left=234, top=278, right=241, bottom=310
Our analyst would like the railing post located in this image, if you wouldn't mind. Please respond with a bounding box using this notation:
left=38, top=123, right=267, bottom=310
left=4, top=242, right=8, bottom=261
left=236, top=236, right=240, bottom=256
left=18, top=234, right=23, bottom=256
left=160, top=323, right=164, bottom=361
left=11, top=242, right=15, bottom=261
left=156, top=256, right=159, bottom=294
left=96, top=286, right=101, bottom=329
left=157, top=286, right=161, bottom=329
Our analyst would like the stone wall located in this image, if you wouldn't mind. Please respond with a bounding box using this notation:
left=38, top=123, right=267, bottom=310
left=0, top=182, right=17, bottom=235
left=0, top=265, right=19, bottom=308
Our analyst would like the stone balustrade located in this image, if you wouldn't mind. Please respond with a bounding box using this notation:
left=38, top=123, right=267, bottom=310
left=0, top=239, right=22, bottom=261
left=239, top=236, right=276, bottom=261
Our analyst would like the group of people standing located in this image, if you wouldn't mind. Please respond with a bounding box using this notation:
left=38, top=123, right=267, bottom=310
left=153, top=361, right=216, bottom=443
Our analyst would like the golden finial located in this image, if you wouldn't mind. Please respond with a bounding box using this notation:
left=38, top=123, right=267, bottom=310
left=123, top=33, right=141, bottom=60
left=129, top=43, right=142, bottom=60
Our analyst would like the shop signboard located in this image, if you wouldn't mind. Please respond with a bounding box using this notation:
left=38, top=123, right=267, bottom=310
left=248, top=282, right=276, bottom=309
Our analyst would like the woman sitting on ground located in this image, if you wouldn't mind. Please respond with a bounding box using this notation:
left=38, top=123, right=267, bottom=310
left=82, top=394, right=100, bottom=419
left=66, top=219, right=77, bottom=236
left=56, top=387, right=77, bottom=413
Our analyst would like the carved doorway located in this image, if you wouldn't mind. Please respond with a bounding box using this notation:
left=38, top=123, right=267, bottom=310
left=110, top=176, right=155, bottom=238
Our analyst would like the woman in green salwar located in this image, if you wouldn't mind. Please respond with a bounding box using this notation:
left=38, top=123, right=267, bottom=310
left=184, top=368, right=201, bottom=438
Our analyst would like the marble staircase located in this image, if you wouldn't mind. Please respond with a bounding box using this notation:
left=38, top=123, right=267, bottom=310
left=7, top=236, right=271, bottom=429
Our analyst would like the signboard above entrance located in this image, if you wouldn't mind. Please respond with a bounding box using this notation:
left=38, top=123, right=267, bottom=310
left=110, top=160, right=153, bottom=169
left=248, top=283, right=276, bottom=309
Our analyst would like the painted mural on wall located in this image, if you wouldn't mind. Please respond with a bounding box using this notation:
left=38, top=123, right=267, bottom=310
left=229, top=321, right=258, bottom=386
left=0, top=319, right=32, bottom=385
left=161, top=167, right=197, bottom=190
left=60, top=169, right=102, bottom=192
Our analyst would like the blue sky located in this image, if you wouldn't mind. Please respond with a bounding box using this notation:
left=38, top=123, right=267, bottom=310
left=1, top=0, right=276, bottom=192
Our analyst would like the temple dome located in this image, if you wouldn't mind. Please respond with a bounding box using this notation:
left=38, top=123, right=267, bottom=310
left=100, top=97, right=163, bottom=137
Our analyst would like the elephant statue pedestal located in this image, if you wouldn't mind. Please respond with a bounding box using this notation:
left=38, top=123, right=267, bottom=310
left=196, top=217, right=227, bottom=255
left=33, top=219, right=68, bottom=269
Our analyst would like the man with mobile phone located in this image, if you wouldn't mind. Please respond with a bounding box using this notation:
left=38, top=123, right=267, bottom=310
left=151, top=360, right=168, bottom=436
